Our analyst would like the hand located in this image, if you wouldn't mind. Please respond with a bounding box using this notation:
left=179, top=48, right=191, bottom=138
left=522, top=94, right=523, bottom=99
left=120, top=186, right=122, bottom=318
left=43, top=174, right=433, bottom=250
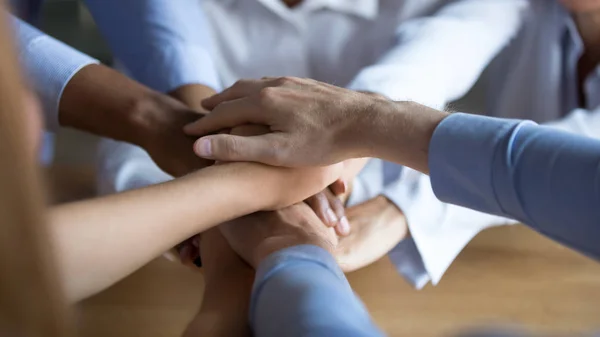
left=220, top=203, right=337, bottom=268
left=58, top=64, right=214, bottom=177
left=305, top=157, right=369, bottom=236
left=183, top=77, right=447, bottom=173
left=183, top=229, right=253, bottom=337
left=227, top=124, right=350, bottom=236
left=135, top=92, right=214, bottom=177
left=305, top=188, right=349, bottom=236
left=174, top=123, right=345, bottom=267
left=183, top=77, right=386, bottom=166
left=335, top=196, right=408, bottom=272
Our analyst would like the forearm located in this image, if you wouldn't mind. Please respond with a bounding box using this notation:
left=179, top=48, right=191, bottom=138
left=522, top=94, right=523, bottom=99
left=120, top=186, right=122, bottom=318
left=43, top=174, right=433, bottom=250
left=357, top=101, right=447, bottom=174
left=187, top=272, right=253, bottom=337
left=59, top=64, right=155, bottom=146
left=48, top=163, right=272, bottom=302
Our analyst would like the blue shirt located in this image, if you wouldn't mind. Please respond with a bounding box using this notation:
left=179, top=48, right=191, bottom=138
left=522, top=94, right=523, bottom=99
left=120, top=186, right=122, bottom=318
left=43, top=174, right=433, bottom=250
left=252, top=113, right=600, bottom=337
left=11, top=0, right=220, bottom=131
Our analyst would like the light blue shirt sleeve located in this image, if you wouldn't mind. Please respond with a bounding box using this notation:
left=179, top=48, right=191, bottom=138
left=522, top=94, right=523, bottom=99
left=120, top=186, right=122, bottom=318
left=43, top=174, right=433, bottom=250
left=251, top=245, right=385, bottom=337
left=83, top=0, right=221, bottom=93
left=11, top=15, right=99, bottom=131
left=429, top=113, right=600, bottom=260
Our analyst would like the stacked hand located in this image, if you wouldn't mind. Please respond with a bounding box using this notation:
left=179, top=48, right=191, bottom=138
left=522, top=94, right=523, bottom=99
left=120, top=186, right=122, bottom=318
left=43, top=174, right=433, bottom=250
left=184, top=76, right=447, bottom=174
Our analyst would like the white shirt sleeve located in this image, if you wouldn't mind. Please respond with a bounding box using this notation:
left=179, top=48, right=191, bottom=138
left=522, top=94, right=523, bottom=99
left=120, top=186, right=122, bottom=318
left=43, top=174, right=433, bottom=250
left=348, top=0, right=528, bottom=109
left=96, top=139, right=171, bottom=195
left=348, top=0, right=528, bottom=286
left=544, top=108, right=600, bottom=139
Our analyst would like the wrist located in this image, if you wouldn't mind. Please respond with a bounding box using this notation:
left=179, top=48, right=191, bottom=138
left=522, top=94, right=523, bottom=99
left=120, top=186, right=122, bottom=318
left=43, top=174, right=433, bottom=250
left=365, top=101, right=448, bottom=174
left=169, top=84, right=217, bottom=111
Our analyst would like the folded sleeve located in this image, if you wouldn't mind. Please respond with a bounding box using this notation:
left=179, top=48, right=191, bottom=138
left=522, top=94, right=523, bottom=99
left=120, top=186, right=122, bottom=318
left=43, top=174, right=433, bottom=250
left=84, top=0, right=221, bottom=93
left=430, top=113, right=600, bottom=260
left=10, top=15, right=99, bottom=131
left=251, top=245, right=384, bottom=337
left=348, top=0, right=527, bottom=109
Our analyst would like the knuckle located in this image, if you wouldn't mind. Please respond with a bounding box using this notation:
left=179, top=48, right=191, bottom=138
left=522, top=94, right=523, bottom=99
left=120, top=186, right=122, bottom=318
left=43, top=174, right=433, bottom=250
left=257, top=86, right=277, bottom=103
left=269, top=146, right=288, bottom=166
left=222, top=137, right=241, bottom=158
left=275, top=76, right=296, bottom=86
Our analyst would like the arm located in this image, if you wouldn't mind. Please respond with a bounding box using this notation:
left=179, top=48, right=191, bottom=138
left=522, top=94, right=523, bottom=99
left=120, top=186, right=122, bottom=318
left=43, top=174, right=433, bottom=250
left=428, top=112, right=600, bottom=260
left=48, top=162, right=341, bottom=302
left=10, top=15, right=98, bottom=131
left=348, top=0, right=527, bottom=108
left=11, top=14, right=211, bottom=176
left=251, top=246, right=384, bottom=337
left=218, top=203, right=383, bottom=337
left=183, top=77, right=600, bottom=261
left=183, top=229, right=253, bottom=337
left=83, top=0, right=220, bottom=97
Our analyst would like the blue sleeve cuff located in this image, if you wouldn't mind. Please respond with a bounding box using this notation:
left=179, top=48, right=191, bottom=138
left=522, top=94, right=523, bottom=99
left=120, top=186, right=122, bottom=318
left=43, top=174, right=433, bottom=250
left=429, top=113, right=528, bottom=216
left=12, top=17, right=98, bottom=131
left=251, top=244, right=349, bottom=319
left=254, top=244, right=346, bottom=290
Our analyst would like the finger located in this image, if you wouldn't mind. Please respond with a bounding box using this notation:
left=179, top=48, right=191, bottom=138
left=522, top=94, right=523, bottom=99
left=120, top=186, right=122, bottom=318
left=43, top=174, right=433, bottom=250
left=193, top=133, right=283, bottom=164
left=327, top=190, right=345, bottom=221
left=184, top=97, right=264, bottom=136
left=325, top=190, right=350, bottom=236
left=305, top=192, right=339, bottom=227
left=202, top=79, right=270, bottom=110
left=335, top=216, right=351, bottom=236
left=329, top=179, right=347, bottom=196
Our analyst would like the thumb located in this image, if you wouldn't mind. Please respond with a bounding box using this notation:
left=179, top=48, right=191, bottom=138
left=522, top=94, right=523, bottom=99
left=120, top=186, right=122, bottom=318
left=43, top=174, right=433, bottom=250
left=193, top=134, right=280, bottom=164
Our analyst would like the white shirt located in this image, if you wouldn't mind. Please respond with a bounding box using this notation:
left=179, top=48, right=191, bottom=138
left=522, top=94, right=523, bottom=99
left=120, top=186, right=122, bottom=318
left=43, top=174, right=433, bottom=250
left=97, top=0, right=528, bottom=288
left=486, top=0, right=600, bottom=137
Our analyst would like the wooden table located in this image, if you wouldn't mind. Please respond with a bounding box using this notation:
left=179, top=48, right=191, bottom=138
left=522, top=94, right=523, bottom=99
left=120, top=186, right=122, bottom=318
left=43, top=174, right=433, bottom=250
left=76, top=225, right=600, bottom=337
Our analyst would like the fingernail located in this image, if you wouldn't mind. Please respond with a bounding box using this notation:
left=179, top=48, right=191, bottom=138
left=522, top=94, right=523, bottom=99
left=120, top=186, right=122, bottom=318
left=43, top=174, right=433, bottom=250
left=338, top=216, right=351, bottom=235
left=326, top=208, right=338, bottom=224
left=194, top=138, right=212, bottom=157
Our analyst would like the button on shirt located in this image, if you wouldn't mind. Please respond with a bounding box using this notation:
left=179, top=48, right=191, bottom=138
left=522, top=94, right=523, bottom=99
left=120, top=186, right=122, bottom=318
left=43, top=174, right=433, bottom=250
left=98, top=0, right=529, bottom=288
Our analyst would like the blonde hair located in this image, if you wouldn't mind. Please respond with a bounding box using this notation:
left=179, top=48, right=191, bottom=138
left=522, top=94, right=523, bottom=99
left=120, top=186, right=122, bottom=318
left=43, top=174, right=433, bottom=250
left=0, top=5, right=72, bottom=337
